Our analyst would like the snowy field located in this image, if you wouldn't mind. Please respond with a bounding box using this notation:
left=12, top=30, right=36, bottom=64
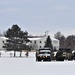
left=0, top=51, right=75, bottom=75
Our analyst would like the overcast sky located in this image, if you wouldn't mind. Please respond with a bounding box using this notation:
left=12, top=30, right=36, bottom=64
left=0, top=0, right=75, bottom=36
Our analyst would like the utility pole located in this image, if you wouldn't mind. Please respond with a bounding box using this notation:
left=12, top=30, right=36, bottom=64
left=45, top=30, right=49, bottom=36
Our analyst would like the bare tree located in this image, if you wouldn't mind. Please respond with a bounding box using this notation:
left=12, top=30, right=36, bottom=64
left=54, top=32, right=62, bottom=40
left=65, top=35, right=75, bottom=50
left=54, top=32, right=65, bottom=48
left=60, top=35, right=65, bottom=48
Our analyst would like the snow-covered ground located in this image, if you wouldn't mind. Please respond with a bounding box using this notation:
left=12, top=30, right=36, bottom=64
left=0, top=51, right=75, bottom=75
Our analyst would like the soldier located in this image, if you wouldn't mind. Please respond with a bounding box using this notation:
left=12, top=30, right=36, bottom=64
left=25, top=51, right=29, bottom=57
left=0, top=52, right=1, bottom=57
left=10, top=53, right=13, bottom=57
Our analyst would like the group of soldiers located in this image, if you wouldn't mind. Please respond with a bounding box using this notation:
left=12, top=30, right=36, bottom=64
left=0, top=51, right=29, bottom=57
left=51, top=48, right=75, bottom=61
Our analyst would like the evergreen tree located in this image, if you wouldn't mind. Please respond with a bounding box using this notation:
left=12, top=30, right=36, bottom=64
left=44, top=36, right=53, bottom=50
left=4, top=24, right=30, bottom=57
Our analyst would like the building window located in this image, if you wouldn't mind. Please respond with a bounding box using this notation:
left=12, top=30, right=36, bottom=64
left=40, top=41, right=42, bottom=43
left=3, top=46, right=6, bottom=48
left=30, top=41, right=32, bottom=43
left=40, top=46, right=41, bottom=48
left=2, top=41, right=4, bottom=43
left=34, top=41, right=36, bottom=43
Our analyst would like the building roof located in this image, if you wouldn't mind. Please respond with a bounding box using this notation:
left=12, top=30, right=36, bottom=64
left=28, top=35, right=59, bottom=41
left=0, top=37, right=8, bottom=40
left=28, top=38, right=42, bottom=41
left=0, top=36, right=59, bottom=42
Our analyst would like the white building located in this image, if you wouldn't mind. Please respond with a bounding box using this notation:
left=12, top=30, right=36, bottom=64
left=0, top=36, right=59, bottom=51
left=28, top=35, right=59, bottom=50
left=0, top=37, right=8, bottom=50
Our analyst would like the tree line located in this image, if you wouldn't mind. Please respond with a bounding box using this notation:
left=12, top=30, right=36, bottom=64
left=0, top=24, right=75, bottom=57
left=54, top=32, right=75, bottom=50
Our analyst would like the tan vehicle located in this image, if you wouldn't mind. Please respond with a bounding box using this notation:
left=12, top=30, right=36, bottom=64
left=56, top=48, right=73, bottom=61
